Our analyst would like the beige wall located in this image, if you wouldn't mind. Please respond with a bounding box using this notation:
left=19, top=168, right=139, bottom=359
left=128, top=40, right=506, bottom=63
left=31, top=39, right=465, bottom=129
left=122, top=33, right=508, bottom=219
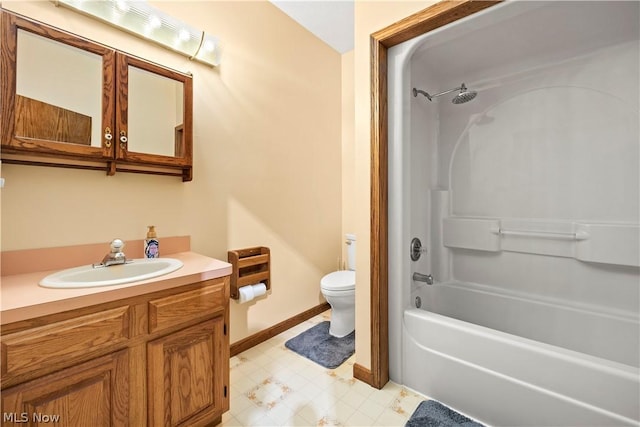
left=341, top=50, right=355, bottom=267
left=1, top=0, right=443, bottom=374
left=1, top=1, right=342, bottom=343
left=352, top=1, right=436, bottom=370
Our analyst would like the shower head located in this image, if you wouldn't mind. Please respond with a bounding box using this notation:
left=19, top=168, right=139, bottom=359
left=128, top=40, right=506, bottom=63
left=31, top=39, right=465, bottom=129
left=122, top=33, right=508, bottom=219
left=413, top=83, right=477, bottom=104
left=452, top=84, right=477, bottom=104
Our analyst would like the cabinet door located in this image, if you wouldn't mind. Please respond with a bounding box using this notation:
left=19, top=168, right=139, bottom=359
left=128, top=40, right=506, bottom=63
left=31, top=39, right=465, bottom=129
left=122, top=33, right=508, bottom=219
left=0, top=11, right=115, bottom=162
left=115, top=52, right=193, bottom=181
left=147, top=318, right=225, bottom=427
left=1, top=350, right=129, bottom=427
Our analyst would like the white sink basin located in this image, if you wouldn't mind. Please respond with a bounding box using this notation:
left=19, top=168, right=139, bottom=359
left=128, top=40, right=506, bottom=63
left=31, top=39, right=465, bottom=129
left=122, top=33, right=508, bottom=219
left=39, top=258, right=184, bottom=289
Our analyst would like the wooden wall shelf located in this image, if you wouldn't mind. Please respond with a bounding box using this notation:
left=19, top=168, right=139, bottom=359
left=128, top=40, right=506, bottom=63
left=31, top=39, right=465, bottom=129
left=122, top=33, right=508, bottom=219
left=227, top=246, right=270, bottom=300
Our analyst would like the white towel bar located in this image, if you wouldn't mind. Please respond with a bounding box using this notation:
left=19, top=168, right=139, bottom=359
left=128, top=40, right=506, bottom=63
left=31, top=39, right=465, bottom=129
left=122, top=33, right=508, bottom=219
left=491, top=228, right=589, bottom=240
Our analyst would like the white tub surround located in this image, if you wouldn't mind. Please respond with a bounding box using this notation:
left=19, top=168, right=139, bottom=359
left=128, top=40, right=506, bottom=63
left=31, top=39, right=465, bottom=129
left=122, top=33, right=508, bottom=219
left=388, top=1, right=640, bottom=425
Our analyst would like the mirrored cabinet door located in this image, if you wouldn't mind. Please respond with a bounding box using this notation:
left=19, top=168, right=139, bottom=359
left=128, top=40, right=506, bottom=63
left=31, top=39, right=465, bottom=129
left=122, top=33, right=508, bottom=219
left=1, top=11, right=115, bottom=161
left=115, top=53, right=193, bottom=180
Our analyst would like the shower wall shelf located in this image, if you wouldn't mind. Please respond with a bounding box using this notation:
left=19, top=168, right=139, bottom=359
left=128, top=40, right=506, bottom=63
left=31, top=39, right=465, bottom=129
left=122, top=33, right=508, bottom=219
left=443, top=217, right=639, bottom=267
left=227, top=246, right=271, bottom=300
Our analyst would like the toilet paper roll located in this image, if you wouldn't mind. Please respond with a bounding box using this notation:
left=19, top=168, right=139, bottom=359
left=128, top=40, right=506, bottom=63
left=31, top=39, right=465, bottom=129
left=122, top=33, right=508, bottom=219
left=252, top=282, right=267, bottom=298
left=238, top=285, right=255, bottom=303
left=237, top=283, right=267, bottom=304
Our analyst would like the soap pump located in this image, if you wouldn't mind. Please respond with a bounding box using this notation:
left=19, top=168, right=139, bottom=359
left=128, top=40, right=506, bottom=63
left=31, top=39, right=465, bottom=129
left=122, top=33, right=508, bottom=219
left=144, top=225, right=159, bottom=258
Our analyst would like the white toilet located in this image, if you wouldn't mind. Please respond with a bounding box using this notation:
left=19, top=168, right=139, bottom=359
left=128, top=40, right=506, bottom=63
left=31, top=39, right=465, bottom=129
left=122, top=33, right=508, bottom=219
left=321, top=234, right=356, bottom=337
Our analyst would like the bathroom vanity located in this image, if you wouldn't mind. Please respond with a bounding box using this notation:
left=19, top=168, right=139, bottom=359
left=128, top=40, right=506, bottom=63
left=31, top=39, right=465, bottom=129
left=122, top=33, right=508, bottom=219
left=0, top=248, right=231, bottom=426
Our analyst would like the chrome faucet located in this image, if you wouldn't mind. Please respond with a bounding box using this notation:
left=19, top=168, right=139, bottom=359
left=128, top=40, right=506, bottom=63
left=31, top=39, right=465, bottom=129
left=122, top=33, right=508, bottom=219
left=94, top=239, right=128, bottom=268
left=413, top=272, right=434, bottom=285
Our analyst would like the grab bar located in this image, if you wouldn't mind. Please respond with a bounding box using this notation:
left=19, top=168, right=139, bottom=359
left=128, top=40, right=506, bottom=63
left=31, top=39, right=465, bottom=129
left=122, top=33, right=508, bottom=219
left=491, top=228, right=589, bottom=241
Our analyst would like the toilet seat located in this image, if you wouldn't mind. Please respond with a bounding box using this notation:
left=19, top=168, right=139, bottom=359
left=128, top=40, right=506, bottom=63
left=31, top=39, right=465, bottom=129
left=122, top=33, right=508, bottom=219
left=320, top=270, right=355, bottom=292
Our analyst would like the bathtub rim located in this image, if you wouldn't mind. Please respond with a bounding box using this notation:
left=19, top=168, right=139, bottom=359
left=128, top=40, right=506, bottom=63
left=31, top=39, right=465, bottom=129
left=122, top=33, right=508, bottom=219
left=418, top=279, right=639, bottom=324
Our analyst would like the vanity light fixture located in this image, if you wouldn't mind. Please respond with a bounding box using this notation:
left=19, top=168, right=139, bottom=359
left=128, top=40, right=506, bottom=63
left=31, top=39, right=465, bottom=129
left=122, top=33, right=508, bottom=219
left=52, top=0, right=221, bottom=66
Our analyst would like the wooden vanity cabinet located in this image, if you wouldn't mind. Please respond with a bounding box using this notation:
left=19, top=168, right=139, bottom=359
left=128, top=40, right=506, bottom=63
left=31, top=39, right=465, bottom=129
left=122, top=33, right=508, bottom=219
left=148, top=318, right=226, bottom=426
left=0, top=277, right=230, bottom=427
left=0, top=9, right=194, bottom=181
left=2, top=350, right=130, bottom=426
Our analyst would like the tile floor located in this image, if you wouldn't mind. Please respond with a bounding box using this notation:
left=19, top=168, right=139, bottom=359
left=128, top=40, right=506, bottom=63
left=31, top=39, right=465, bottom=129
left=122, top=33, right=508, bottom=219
left=223, top=311, right=428, bottom=427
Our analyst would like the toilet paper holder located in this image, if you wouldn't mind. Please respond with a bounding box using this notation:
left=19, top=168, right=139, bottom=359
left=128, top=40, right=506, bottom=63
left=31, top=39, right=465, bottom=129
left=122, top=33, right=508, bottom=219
left=227, top=246, right=271, bottom=300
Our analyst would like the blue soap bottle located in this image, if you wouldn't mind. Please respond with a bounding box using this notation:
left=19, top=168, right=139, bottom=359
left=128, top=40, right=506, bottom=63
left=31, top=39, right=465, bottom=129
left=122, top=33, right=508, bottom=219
left=144, top=225, right=159, bottom=258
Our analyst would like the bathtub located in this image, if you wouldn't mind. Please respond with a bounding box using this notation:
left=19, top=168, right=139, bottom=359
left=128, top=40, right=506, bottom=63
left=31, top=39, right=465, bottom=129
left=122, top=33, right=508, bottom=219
left=403, top=282, right=640, bottom=426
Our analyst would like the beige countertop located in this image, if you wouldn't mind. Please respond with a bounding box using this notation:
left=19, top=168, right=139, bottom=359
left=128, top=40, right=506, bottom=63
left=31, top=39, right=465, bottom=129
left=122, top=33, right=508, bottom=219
left=1, top=251, right=232, bottom=325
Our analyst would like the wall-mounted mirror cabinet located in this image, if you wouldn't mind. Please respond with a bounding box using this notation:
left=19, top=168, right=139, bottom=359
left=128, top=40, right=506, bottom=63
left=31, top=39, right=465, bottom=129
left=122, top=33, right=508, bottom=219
left=0, top=10, right=193, bottom=181
left=115, top=53, right=192, bottom=180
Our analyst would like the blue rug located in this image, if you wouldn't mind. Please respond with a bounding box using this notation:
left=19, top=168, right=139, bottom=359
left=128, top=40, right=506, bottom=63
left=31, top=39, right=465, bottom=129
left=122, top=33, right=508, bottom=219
left=406, top=400, right=484, bottom=427
left=284, top=321, right=355, bottom=369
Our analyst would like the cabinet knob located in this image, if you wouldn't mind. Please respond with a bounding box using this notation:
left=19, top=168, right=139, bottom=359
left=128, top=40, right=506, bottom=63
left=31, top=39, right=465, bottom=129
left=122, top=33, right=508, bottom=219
left=119, top=130, right=128, bottom=149
left=104, top=127, right=113, bottom=148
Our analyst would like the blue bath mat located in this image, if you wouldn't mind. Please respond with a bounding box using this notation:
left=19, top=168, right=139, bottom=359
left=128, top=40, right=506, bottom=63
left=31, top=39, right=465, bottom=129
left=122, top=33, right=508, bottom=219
left=284, top=321, right=354, bottom=369
left=406, top=400, right=484, bottom=427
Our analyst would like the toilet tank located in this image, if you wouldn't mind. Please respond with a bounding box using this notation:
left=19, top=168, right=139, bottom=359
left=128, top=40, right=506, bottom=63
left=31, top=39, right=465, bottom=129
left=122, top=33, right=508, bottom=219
left=346, top=234, right=356, bottom=271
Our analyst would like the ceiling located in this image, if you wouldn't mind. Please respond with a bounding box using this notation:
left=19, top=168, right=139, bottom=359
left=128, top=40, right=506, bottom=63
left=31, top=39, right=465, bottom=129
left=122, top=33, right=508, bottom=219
left=269, top=1, right=354, bottom=54
left=410, top=1, right=640, bottom=88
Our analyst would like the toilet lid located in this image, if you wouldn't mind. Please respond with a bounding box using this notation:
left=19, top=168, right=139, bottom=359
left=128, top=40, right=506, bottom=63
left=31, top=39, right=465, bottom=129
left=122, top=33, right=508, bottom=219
left=321, top=270, right=355, bottom=291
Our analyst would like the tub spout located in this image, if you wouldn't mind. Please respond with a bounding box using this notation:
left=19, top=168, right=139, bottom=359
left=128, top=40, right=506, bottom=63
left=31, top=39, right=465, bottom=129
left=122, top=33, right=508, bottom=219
left=413, top=272, right=434, bottom=285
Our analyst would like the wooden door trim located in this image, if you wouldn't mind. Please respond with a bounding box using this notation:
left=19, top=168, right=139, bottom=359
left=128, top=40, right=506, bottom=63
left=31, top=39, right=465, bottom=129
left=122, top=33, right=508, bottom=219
left=366, top=0, right=501, bottom=389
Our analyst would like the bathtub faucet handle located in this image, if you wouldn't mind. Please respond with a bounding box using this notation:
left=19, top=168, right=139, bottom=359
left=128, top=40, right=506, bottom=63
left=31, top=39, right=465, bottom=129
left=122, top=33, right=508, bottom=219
left=413, top=272, right=434, bottom=285
left=410, top=237, right=427, bottom=261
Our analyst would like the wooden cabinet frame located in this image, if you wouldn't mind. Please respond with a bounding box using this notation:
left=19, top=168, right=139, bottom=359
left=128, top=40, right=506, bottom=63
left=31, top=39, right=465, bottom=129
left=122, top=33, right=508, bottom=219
left=115, top=53, right=193, bottom=181
left=0, top=9, right=193, bottom=181
left=0, top=11, right=115, bottom=162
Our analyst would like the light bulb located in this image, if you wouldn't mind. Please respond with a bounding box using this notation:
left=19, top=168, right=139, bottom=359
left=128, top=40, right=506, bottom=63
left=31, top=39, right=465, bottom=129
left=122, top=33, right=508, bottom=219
left=178, top=28, right=190, bottom=42
left=115, top=0, right=129, bottom=13
left=148, top=15, right=161, bottom=30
